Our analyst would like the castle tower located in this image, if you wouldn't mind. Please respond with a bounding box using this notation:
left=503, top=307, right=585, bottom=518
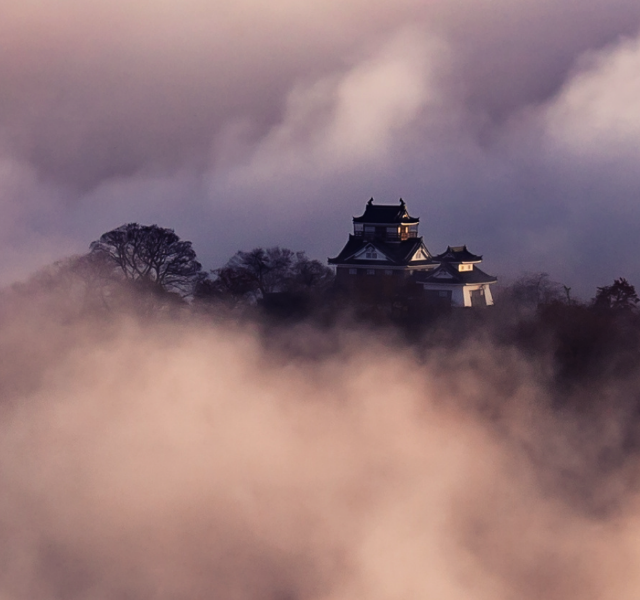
left=328, top=198, right=435, bottom=298
left=328, top=198, right=496, bottom=307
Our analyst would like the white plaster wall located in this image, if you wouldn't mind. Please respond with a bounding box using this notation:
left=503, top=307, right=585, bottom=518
left=462, top=286, right=472, bottom=307
left=483, top=284, right=494, bottom=306
left=423, top=283, right=496, bottom=307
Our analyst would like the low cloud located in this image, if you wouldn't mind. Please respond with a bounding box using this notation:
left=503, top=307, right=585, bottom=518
left=544, top=36, right=640, bottom=164
left=5, top=4, right=640, bottom=594
left=217, top=28, right=446, bottom=183
left=2, top=291, right=640, bottom=599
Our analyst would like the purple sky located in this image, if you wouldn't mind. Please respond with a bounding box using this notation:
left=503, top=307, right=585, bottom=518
left=2, top=0, right=640, bottom=296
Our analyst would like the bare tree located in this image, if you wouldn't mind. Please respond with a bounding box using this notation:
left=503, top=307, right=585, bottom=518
left=89, top=224, right=202, bottom=297
left=503, top=272, right=564, bottom=309
left=203, top=247, right=334, bottom=305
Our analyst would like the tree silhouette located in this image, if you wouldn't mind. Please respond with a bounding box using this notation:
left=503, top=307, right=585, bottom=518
left=505, top=272, right=564, bottom=309
left=593, top=278, right=639, bottom=311
left=203, top=247, right=334, bottom=305
left=89, top=224, right=202, bottom=297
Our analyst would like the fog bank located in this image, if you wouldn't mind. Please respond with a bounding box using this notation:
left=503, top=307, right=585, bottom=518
left=1, top=290, right=640, bottom=599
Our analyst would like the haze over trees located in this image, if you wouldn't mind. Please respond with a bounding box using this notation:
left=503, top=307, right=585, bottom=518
left=6, top=220, right=640, bottom=419
left=5, top=222, right=640, bottom=529
left=8, top=221, right=640, bottom=381
left=593, top=278, right=640, bottom=311
left=500, top=272, right=566, bottom=310
left=198, top=247, right=334, bottom=307
left=5, top=223, right=640, bottom=436
left=10, top=221, right=640, bottom=329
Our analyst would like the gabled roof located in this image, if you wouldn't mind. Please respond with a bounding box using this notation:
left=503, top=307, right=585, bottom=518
left=328, top=236, right=434, bottom=267
left=353, top=198, right=419, bottom=224
left=415, top=262, right=497, bottom=285
left=351, top=243, right=393, bottom=263
left=434, top=245, right=482, bottom=263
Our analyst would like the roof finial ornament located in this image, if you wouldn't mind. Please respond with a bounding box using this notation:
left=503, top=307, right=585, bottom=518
left=367, top=197, right=374, bottom=206
left=399, top=198, right=405, bottom=206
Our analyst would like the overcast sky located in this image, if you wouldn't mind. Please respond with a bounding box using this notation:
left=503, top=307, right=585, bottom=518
left=2, top=0, right=640, bottom=296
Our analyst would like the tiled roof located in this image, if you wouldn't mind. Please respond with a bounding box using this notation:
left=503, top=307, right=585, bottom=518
left=415, top=262, right=497, bottom=285
left=353, top=199, right=419, bottom=224
left=328, top=236, right=434, bottom=267
left=434, top=245, right=482, bottom=263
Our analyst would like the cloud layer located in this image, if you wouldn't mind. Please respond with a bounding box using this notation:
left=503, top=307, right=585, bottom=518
left=2, top=0, right=640, bottom=294
left=2, top=297, right=640, bottom=599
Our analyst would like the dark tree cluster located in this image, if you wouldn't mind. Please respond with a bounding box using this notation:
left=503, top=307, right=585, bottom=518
left=10, top=223, right=336, bottom=321
left=11, top=221, right=640, bottom=351
left=467, top=273, right=640, bottom=407
left=197, top=247, right=334, bottom=312
left=12, top=220, right=640, bottom=329
left=593, top=277, right=640, bottom=311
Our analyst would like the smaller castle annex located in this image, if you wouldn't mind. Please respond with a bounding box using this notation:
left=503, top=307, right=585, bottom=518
left=328, top=198, right=496, bottom=307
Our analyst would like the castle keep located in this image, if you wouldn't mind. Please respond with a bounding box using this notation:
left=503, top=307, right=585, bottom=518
left=328, top=198, right=496, bottom=307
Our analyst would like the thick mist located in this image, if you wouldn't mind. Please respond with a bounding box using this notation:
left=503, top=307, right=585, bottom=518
left=2, top=282, right=640, bottom=600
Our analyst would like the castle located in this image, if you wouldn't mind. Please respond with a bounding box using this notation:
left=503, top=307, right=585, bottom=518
left=328, top=198, right=496, bottom=307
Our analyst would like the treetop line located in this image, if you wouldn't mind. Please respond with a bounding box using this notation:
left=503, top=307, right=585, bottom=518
left=81, top=198, right=638, bottom=315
